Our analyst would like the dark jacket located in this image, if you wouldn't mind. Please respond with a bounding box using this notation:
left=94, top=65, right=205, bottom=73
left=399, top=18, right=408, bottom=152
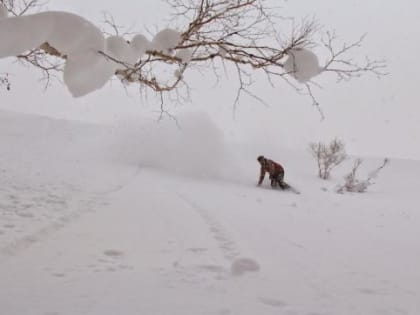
left=258, top=158, right=284, bottom=185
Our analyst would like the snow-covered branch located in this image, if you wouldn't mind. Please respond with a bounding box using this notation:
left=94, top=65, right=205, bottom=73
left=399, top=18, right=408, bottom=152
left=0, top=0, right=386, bottom=109
left=0, top=73, right=10, bottom=90
left=336, top=158, right=389, bottom=193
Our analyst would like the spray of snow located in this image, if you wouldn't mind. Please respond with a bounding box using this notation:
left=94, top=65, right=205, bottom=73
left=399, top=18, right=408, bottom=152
left=111, top=111, right=242, bottom=181
left=283, top=48, right=322, bottom=83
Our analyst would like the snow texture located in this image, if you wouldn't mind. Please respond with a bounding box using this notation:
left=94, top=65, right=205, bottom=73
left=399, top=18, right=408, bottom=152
left=283, top=48, right=322, bottom=83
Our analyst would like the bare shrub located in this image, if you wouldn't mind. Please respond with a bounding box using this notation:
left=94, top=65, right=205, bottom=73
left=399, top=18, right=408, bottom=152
left=336, top=158, right=389, bottom=193
left=0, top=74, right=10, bottom=90
left=309, top=138, right=347, bottom=179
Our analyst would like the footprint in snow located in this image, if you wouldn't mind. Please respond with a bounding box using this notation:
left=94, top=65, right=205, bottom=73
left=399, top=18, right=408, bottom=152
left=230, top=258, right=260, bottom=276
left=259, top=297, right=288, bottom=308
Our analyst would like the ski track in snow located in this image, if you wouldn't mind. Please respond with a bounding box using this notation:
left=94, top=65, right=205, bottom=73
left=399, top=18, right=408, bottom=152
left=0, top=161, right=143, bottom=262
left=173, top=192, right=260, bottom=286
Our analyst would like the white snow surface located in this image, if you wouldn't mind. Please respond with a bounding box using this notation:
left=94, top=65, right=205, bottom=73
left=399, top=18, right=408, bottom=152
left=0, top=109, right=419, bottom=315
left=284, top=48, right=322, bottom=83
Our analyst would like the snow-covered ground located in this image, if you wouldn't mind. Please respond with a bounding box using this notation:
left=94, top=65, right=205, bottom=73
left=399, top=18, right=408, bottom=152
left=0, top=109, right=419, bottom=315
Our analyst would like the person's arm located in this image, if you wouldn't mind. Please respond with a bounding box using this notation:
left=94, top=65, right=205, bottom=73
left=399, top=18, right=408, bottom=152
left=258, top=166, right=265, bottom=185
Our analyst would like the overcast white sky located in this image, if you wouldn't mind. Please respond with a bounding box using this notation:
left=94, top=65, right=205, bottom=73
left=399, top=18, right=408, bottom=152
left=1, top=0, right=419, bottom=160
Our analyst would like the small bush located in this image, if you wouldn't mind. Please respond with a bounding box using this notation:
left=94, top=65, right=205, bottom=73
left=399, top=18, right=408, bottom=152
left=336, top=158, right=389, bottom=193
left=309, top=138, right=347, bottom=179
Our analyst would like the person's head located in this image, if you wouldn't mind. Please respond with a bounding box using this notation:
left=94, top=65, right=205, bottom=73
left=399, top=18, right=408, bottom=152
left=257, top=155, right=265, bottom=164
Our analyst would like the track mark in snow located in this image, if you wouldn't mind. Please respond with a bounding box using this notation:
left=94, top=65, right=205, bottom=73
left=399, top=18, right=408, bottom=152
left=258, top=297, right=288, bottom=308
left=176, top=193, right=241, bottom=262
left=103, top=249, right=124, bottom=257
left=358, top=288, right=387, bottom=296
left=0, top=165, right=143, bottom=263
left=230, top=257, right=260, bottom=276
left=187, top=247, right=208, bottom=254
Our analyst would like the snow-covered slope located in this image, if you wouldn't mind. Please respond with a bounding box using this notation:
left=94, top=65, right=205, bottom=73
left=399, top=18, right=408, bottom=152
left=0, top=110, right=419, bottom=315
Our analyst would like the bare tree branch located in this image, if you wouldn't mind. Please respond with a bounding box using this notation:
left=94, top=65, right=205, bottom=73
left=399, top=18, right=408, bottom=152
left=2, top=0, right=387, bottom=114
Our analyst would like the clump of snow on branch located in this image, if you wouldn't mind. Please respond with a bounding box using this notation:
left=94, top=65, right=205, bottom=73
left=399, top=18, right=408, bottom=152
left=130, top=34, right=150, bottom=56
left=0, top=10, right=155, bottom=97
left=150, top=28, right=181, bottom=53
left=284, top=48, right=322, bottom=83
left=0, top=12, right=104, bottom=58
left=0, top=11, right=109, bottom=96
left=106, top=36, right=137, bottom=66
left=336, top=158, right=389, bottom=194
left=175, top=48, right=193, bottom=63
left=63, top=52, right=115, bottom=98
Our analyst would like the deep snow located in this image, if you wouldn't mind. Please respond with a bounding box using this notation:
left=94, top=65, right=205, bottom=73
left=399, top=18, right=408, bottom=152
left=0, top=109, right=419, bottom=315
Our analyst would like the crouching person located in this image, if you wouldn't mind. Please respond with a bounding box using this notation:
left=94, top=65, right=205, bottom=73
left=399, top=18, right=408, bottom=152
left=257, top=155, right=287, bottom=189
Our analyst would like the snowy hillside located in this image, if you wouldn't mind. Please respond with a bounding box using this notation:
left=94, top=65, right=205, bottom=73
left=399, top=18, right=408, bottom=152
left=0, top=109, right=419, bottom=315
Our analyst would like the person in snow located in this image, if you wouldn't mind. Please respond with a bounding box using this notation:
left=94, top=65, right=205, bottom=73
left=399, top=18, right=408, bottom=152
left=257, top=155, right=287, bottom=189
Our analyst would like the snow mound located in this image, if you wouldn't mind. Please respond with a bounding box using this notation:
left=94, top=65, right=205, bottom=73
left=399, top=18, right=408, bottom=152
left=283, top=48, right=322, bottom=83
